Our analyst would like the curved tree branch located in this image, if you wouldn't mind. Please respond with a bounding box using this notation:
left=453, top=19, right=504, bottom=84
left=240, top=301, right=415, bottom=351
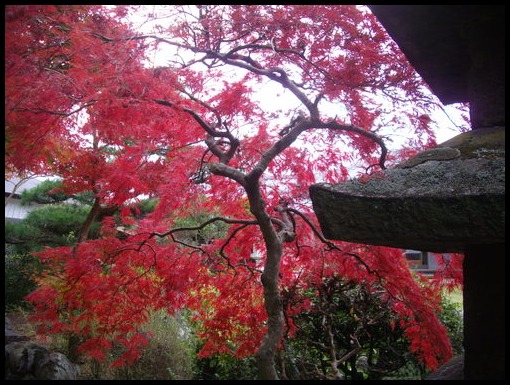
left=314, top=120, right=388, bottom=169
left=154, top=98, right=240, bottom=164
left=149, top=215, right=258, bottom=239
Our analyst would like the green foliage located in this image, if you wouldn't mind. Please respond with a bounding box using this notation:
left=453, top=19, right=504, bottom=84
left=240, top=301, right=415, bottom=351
left=72, top=190, right=96, bottom=205
left=19, top=179, right=95, bottom=205
left=190, top=277, right=458, bottom=381
left=277, top=278, right=464, bottom=380
left=26, top=204, right=94, bottom=238
left=281, top=277, right=424, bottom=380
left=135, top=198, right=159, bottom=216
left=5, top=203, right=96, bottom=308
left=173, top=210, right=229, bottom=246
left=5, top=220, right=40, bottom=255
left=5, top=253, right=42, bottom=309
left=20, top=179, right=70, bottom=204
left=380, top=359, right=426, bottom=380
left=194, top=354, right=258, bottom=380
left=438, top=295, right=464, bottom=356
left=83, top=310, right=198, bottom=380
left=6, top=204, right=98, bottom=252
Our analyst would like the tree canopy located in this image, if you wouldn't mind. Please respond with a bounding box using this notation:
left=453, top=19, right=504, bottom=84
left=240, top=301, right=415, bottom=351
left=5, top=5, right=465, bottom=379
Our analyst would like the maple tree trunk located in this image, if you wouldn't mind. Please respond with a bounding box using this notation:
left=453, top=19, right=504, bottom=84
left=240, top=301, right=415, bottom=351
left=77, top=197, right=101, bottom=244
left=256, top=242, right=284, bottom=380
left=246, top=183, right=284, bottom=380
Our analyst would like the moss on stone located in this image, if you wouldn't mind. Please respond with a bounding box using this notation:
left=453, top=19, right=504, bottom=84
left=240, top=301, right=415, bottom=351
left=309, top=125, right=505, bottom=250
left=396, top=147, right=461, bottom=168
left=330, top=126, right=506, bottom=198
left=438, top=126, right=505, bottom=159
left=328, top=157, right=504, bottom=198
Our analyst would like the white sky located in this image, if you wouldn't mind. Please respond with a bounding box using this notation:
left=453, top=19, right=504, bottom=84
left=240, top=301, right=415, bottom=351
left=121, top=5, right=468, bottom=147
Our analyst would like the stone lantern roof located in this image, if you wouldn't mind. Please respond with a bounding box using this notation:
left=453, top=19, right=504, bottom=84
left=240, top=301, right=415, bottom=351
left=310, top=126, right=505, bottom=253
left=367, top=5, right=504, bottom=127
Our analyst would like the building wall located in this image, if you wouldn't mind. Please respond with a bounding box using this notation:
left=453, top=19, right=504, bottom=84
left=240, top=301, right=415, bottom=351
left=404, top=249, right=452, bottom=275
left=5, top=177, right=45, bottom=222
left=5, top=198, right=43, bottom=223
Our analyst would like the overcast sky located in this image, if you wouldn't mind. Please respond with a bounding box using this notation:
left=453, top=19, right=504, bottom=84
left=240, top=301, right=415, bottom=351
left=123, top=5, right=469, bottom=147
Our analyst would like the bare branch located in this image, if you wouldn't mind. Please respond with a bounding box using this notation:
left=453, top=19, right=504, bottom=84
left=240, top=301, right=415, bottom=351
left=154, top=99, right=240, bottom=164
left=218, top=223, right=253, bottom=273
left=274, top=199, right=296, bottom=243
left=284, top=208, right=375, bottom=276
left=206, top=51, right=317, bottom=115
left=247, top=117, right=312, bottom=183
left=314, top=120, right=388, bottom=169
left=208, top=161, right=247, bottom=185
left=150, top=216, right=258, bottom=239
left=15, top=101, right=95, bottom=117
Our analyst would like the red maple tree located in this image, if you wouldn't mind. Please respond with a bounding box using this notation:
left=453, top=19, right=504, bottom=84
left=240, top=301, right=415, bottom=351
left=5, top=5, right=464, bottom=379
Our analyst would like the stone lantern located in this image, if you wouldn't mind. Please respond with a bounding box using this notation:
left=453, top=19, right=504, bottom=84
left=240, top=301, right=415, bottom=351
left=310, top=5, right=505, bottom=380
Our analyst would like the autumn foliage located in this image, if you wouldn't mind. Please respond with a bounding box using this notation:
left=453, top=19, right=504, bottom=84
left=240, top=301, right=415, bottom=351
left=5, top=5, right=463, bottom=378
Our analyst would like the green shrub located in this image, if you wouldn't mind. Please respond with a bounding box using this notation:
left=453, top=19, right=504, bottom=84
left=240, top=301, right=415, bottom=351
left=18, top=179, right=95, bottom=206
left=20, top=179, right=69, bottom=204
left=24, top=203, right=98, bottom=243
left=135, top=198, right=159, bottom=216
left=280, top=277, right=424, bottom=380
left=5, top=203, right=97, bottom=310
left=194, top=354, right=258, bottom=380
left=4, top=253, right=42, bottom=309
left=86, top=309, right=198, bottom=380
left=5, top=204, right=98, bottom=254
left=5, top=220, right=41, bottom=255
left=438, top=295, right=464, bottom=355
